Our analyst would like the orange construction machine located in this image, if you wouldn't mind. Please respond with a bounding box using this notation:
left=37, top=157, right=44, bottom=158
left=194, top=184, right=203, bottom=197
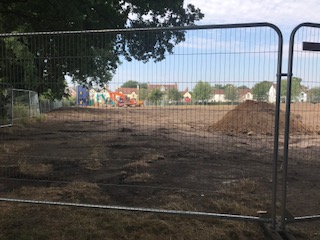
left=108, top=91, right=142, bottom=107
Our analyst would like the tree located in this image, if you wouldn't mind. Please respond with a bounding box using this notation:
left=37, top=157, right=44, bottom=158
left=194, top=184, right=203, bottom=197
left=213, top=84, right=224, bottom=90
left=0, top=1, right=204, bottom=98
left=121, top=81, right=148, bottom=89
left=0, top=87, right=10, bottom=121
left=121, top=80, right=139, bottom=88
left=148, top=88, right=163, bottom=105
left=168, top=88, right=182, bottom=102
left=138, top=88, right=148, bottom=101
left=238, top=85, right=249, bottom=89
left=281, top=77, right=302, bottom=101
left=224, top=84, right=238, bottom=103
left=192, top=81, right=213, bottom=103
left=308, top=87, right=320, bottom=103
left=252, top=81, right=273, bottom=101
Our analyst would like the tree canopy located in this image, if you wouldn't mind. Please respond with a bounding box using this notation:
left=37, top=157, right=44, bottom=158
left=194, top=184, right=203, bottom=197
left=0, top=1, right=204, bottom=99
left=252, top=81, right=272, bottom=101
left=168, top=88, right=182, bottom=102
left=308, top=87, right=320, bottom=103
left=192, top=81, right=212, bottom=103
left=148, top=88, right=163, bottom=104
left=121, top=80, right=147, bottom=89
left=281, top=77, right=302, bottom=101
left=224, top=84, right=238, bottom=103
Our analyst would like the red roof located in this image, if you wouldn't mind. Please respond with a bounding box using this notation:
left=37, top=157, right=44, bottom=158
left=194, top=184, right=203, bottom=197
left=148, top=83, right=178, bottom=91
left=180, top=87, right=189, bottom=95
left=214, top=89, right=224, bottom=95
left=238, top=88, right=251, bottom=96
left=116, top=87, right=137, bottom=94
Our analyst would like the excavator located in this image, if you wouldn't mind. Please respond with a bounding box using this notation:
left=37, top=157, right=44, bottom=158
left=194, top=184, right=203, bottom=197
left=108, top=91, right=143, bottom=107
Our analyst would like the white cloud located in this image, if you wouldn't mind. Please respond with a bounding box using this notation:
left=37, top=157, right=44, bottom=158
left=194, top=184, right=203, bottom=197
left=185, top=0, right=320, bottom=31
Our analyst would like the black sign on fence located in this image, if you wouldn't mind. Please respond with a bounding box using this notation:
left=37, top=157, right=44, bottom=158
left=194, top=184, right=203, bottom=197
left=302, top=41, right=320, bottom=51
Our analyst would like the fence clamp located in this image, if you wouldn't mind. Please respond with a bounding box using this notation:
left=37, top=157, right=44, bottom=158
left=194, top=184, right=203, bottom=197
left=277, top=73, right=292, bottom=77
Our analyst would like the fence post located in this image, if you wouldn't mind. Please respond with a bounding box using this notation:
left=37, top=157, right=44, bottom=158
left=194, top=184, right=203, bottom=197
left=28, top=90, right=31, bottom=118
left=10, top=87, right=14, bottom=125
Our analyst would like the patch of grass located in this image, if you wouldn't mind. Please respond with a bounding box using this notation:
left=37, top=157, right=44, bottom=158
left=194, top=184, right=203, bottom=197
left=125, top=172, right=152, bottom=182
left=8, top=182, right=109, bottom=204
left=0, top=142, right=30, bottom=154
left=18, top=160, right=53, bottom=177
left=0, top=203, right=266, bottom=240
left=125, top=160, right=150, bottom=168
left=13, top=114, right=47, bottom=127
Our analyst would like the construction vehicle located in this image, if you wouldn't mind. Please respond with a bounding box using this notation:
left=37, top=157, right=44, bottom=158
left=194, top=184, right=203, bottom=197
left=135, top=100, right=144, bottom=107
left=108, top=91, right=125, bottom=107
left=108, top=91, right=144, bottom=107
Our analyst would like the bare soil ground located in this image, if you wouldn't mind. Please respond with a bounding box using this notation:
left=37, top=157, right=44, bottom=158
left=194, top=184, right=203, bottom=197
left=0, top=103, right=319, bottom=239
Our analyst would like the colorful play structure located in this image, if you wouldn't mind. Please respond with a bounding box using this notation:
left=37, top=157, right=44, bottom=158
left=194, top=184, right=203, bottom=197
left=77, top=86, right=143, bottom=107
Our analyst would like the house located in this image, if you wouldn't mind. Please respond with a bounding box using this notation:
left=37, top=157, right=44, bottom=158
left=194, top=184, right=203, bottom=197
left=116, top=87, right=138, bottom=99
left=180, top=87, right=192, bottom=103
left=238, top=88, right=253, bottom=102
left=268, top=84, right=306, bottom=103
left=211, top=89, right=226, bottom=102
left=268, top=84, right=277, bottom=103
left=299, top=91, right=307, bottom=102
left=147, top=83, right=178, bottom=92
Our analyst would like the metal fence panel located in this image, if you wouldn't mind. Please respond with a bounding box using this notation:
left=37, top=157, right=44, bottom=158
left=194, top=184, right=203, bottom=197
left=0, top=24, right=283, bottom=226
left=282, top=23, right=320, bottom=228
left=39, top=99, right=63, bottom=113
left=11, top=89, right=40, bottom=120
left=0, top=83, right=12, bottom=128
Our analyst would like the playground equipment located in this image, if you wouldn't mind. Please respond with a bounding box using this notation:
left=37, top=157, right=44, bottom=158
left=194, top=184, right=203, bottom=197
left=77, top=86, right=89, bottom=106
left=79, top=87, right=144, bottom=108
left=108, top=91, right=125, bottom=107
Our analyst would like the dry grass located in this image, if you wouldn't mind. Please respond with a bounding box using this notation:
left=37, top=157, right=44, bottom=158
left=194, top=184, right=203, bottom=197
left=8, top=181, right=109, bottom=204
left=125, top=172, right=152, bottom=182
left=14, top=114, right=48, bottom=126
left=125, top=160, right=150, bottom=168
left=18, top=160, right=53, bottom=177
left=0, top=203, right=265, bottom=240
left=0, top=142, right=30, bottom=154
left=0, top=178, right=313, bottom=239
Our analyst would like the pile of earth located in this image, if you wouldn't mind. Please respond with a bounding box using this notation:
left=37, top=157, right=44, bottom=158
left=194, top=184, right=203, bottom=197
left=208, top=100, right=311, bottom=135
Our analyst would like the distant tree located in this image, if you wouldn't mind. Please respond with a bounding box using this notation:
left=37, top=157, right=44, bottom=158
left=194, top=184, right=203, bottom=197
left=138, top=88, right=148, bottom=101
left=224, top=84, right=238, bottom=104
left=238, top=85, right=249, bottom=89
left=121, top=81, right=148, bottom=89
left=148, top=89, right=163, bottom=105
left=139, top=83, right=148, bottom=89
left=252, top=81, right=273, bottom=101
left=121, top=80, right=139, bottom=88
left=213, top=84, right=224, bottom=90
left=168, top=88, right=182, bottom=102
left=308, top=87, right=320, bottom=103
left=192, top=81, right=213, bottom=103
left=281, top=77, right=302, bottom=101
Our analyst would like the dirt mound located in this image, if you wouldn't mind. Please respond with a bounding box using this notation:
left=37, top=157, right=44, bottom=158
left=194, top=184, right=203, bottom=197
left=208, top=100, right=311, bottom=135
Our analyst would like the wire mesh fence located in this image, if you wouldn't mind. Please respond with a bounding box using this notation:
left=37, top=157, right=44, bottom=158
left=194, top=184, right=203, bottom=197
left=0, top=24, right=284, bottom=224
left=0, top=83, right=12, bottom=127
left=39, top=99, right=62, bottom=113
left=11, top=89, right=40, bottom=120
left=281, top=23, right=320, bottom=226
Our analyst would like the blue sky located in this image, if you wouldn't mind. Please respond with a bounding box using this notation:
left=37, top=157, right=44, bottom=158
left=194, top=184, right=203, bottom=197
left=92, top=0, right=320, bottom=91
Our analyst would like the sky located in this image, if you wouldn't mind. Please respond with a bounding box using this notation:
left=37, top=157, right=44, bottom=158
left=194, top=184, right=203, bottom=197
left=184, top=0, right=320, bottom=34
left=79, top=0, right=320, bottom=91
